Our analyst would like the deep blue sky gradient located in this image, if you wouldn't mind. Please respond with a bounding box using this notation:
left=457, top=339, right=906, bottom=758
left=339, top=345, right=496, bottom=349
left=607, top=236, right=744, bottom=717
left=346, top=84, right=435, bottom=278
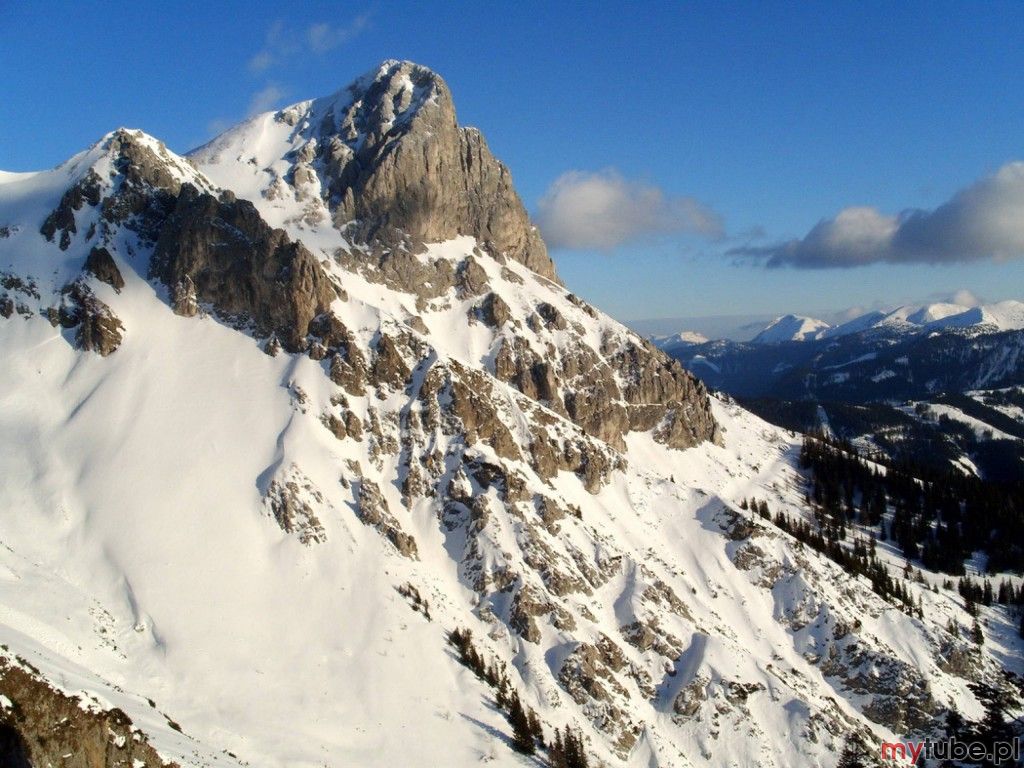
left=2, top=1, right=1022, bottom=324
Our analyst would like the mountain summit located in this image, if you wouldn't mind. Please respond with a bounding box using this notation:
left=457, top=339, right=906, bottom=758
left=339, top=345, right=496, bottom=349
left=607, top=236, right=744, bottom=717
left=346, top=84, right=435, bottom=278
left=751, top=314, right=831, bottom=343
left=0, top=61, right=1020, bottom=768
left=191, top=59, right=559, bottom=282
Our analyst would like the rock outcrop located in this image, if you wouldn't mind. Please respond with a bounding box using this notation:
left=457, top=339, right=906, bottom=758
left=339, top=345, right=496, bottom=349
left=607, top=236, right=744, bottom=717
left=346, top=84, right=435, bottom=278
left=193, top=60, right=559, bottom=284
left=151, top=186, right=339, bottom=350
left=317, top=61, right=557, bottom=282
left=58, top=280, right=124, bottom=356
left=0, top=656, right=176, bottom=768
left=84, top=246, right=125, bottom=292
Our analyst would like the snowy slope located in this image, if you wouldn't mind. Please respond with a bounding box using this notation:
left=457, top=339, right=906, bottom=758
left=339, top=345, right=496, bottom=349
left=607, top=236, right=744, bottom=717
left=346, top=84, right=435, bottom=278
left=751, top=314, right=831, bottom=343
left=1, top=65, right=1022, bottom=768
left=650, top=331, right=709, bottom=354
left=825, top=300, right=1024, bottom=339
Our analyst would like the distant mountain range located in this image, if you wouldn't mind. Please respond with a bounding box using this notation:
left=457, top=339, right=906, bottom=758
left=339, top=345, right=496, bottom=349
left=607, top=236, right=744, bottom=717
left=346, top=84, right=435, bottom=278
left=751, top=314, right=831, bottom=343
left=654, top=300, right=1024, bottom=352
left=654, top=300, right=1024, bottom=480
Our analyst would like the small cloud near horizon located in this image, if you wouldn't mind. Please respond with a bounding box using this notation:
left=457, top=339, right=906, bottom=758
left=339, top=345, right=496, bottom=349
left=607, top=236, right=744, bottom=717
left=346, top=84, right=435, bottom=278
left=247, top=84, right=286, bottom=116
left=204, top=12, right=370, bottom=143
left=536, top=169, right=723, bottom=251
left=204, top=83, right=287, bottom=142
left=819, top=288, right=987, bottom=326
left=730, top=162, right=1024, bottom=268
left=248, top=13, right=372, bottom=73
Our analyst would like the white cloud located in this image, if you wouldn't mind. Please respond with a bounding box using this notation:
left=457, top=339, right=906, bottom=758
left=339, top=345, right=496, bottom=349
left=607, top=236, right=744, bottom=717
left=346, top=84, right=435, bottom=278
left=206, top=118, right=231, bottom=137
left=536, top=169, right=723, bottom=251
left=203, top=84, right=286, bottom=141
left=307, top=15, right=371, bottom=55
left=249, top=13, right=371, bottom=72
left=946, top=288, right=983, bottom=307
left=821, top=289, right=986, bottom=326
left=733, top=162, right=1024, bottom=268
left=247, top=84, right=286, bottom=116
left=248, top=20, right=286, bottom=73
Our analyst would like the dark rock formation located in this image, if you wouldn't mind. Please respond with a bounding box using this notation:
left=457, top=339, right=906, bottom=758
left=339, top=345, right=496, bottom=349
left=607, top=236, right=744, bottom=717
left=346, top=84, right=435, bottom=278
left=151, top=185, right=338, bottom=350
left=40, top=170, right=102, bottom=250
left=99, top=130, right=193, bottom=243
left=84, top=246, right=124, bottom=292
left=557, top=638, right=640, bottom=757
left=356, top=477, right=418, bottom=558
left=264, top=470, right=327, bottom=545
left=58, top=281, right=124, bottom=356
left=0, top=655, right=177, bottom=768
left=494, top=332, right=720, bottom=453
left=612, top=339, right=721, bottom=450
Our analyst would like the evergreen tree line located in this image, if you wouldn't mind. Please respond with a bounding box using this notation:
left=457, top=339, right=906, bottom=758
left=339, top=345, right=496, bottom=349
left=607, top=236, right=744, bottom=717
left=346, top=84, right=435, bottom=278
left=957, top=576, right=1024, bottom=640
left=742, top=492, right=1024, bottom=637
left=448, top=627, right=590, bottom=767
left=746, top=496, right=923, bottom=616
left=946, top=675, right=1024, bottom=768
left=799, top=433, right=1024, bottom=574
left=957, top=575, right=1024, bottom=612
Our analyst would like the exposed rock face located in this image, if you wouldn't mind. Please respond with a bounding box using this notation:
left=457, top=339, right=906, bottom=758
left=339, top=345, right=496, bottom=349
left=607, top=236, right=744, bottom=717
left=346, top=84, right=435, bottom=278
left=356, top=477, right=419, bottom=558
left=193, top=60, right=558, bottom=284
left=612, top=338, right=721, bottom=450
left=0, top=273, right=38, bottom=321
left=316, top=61, right=556, bottom=282
left=40, top=170, right=103, bottom=250
left=99, top=131, right=188, bottom=241
left=84, top=246, right=125, bottom=292
left=264, top=468, right=328, bottom=545
left=558, top=639, right=641, bottom=757
left=0, top=656, right=176, bottom=768
left=58, top=280, right=124, bottom=356
left=151, top=186, right=338, bottom=350
left=493, top=328, right=721, bottom=453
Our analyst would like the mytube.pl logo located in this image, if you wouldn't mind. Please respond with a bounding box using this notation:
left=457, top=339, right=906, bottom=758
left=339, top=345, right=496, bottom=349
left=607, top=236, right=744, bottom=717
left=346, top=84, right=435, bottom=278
left=880, top=737, right=1021, bottom=764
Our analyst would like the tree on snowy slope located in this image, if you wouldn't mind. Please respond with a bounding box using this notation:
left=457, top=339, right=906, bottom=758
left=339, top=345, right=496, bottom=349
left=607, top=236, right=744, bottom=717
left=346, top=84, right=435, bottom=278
left=508, top=691, right=535, bottom=755
left=836, top=733, right=872, bottom=768
left=547, top=727, right=588, bottom=768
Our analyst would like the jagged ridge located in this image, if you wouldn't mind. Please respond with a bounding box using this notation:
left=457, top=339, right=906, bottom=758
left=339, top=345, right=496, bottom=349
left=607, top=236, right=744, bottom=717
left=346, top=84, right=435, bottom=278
left=0, top=61, right=1020, bottom=768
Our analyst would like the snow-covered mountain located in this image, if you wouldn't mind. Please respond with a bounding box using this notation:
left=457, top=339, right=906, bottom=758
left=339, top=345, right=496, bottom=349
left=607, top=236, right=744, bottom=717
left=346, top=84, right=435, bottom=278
left=825, top=301, right=1024, bottom=340
left=742, top=302, right=1024, bottom=345
left=651, top=302, right=1024, bottom=348
left=751, top=314, right=831, bottom=343
left=649, top=330, right=709, bottom=354
left=1, top=61, right=1021, bottom=768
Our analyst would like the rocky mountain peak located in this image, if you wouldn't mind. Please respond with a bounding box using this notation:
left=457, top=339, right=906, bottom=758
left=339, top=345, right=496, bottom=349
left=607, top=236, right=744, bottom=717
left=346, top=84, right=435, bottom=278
left=2, top=61, right=1022, bottom=768
left=314, top=59, right=447, bottom=142
left=192, top=59, right=559, bottom=283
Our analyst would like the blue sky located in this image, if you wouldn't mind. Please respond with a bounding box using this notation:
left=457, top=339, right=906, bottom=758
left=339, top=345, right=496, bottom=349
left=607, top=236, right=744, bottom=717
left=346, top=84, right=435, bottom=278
left=3, top=1, right=1023, bottom=328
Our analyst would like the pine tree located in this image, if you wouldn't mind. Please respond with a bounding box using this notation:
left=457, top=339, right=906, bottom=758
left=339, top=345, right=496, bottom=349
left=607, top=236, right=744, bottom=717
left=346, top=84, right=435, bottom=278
left=548, top=730, right=566, bottom=768
left=971, top=618, right=984, bottom=646
left=969, top=680, right=1014, bottom=757
left=836, top=733, right=870, bottom=768
left=528, top=708, right=544, bottom=747
left=945, top=708, right=965, bottom=739
left=508, top=693, right=535, bottom=755
left=965, top=594, right=978, bottom=617
left=562, top=728, right=588, bottom=768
